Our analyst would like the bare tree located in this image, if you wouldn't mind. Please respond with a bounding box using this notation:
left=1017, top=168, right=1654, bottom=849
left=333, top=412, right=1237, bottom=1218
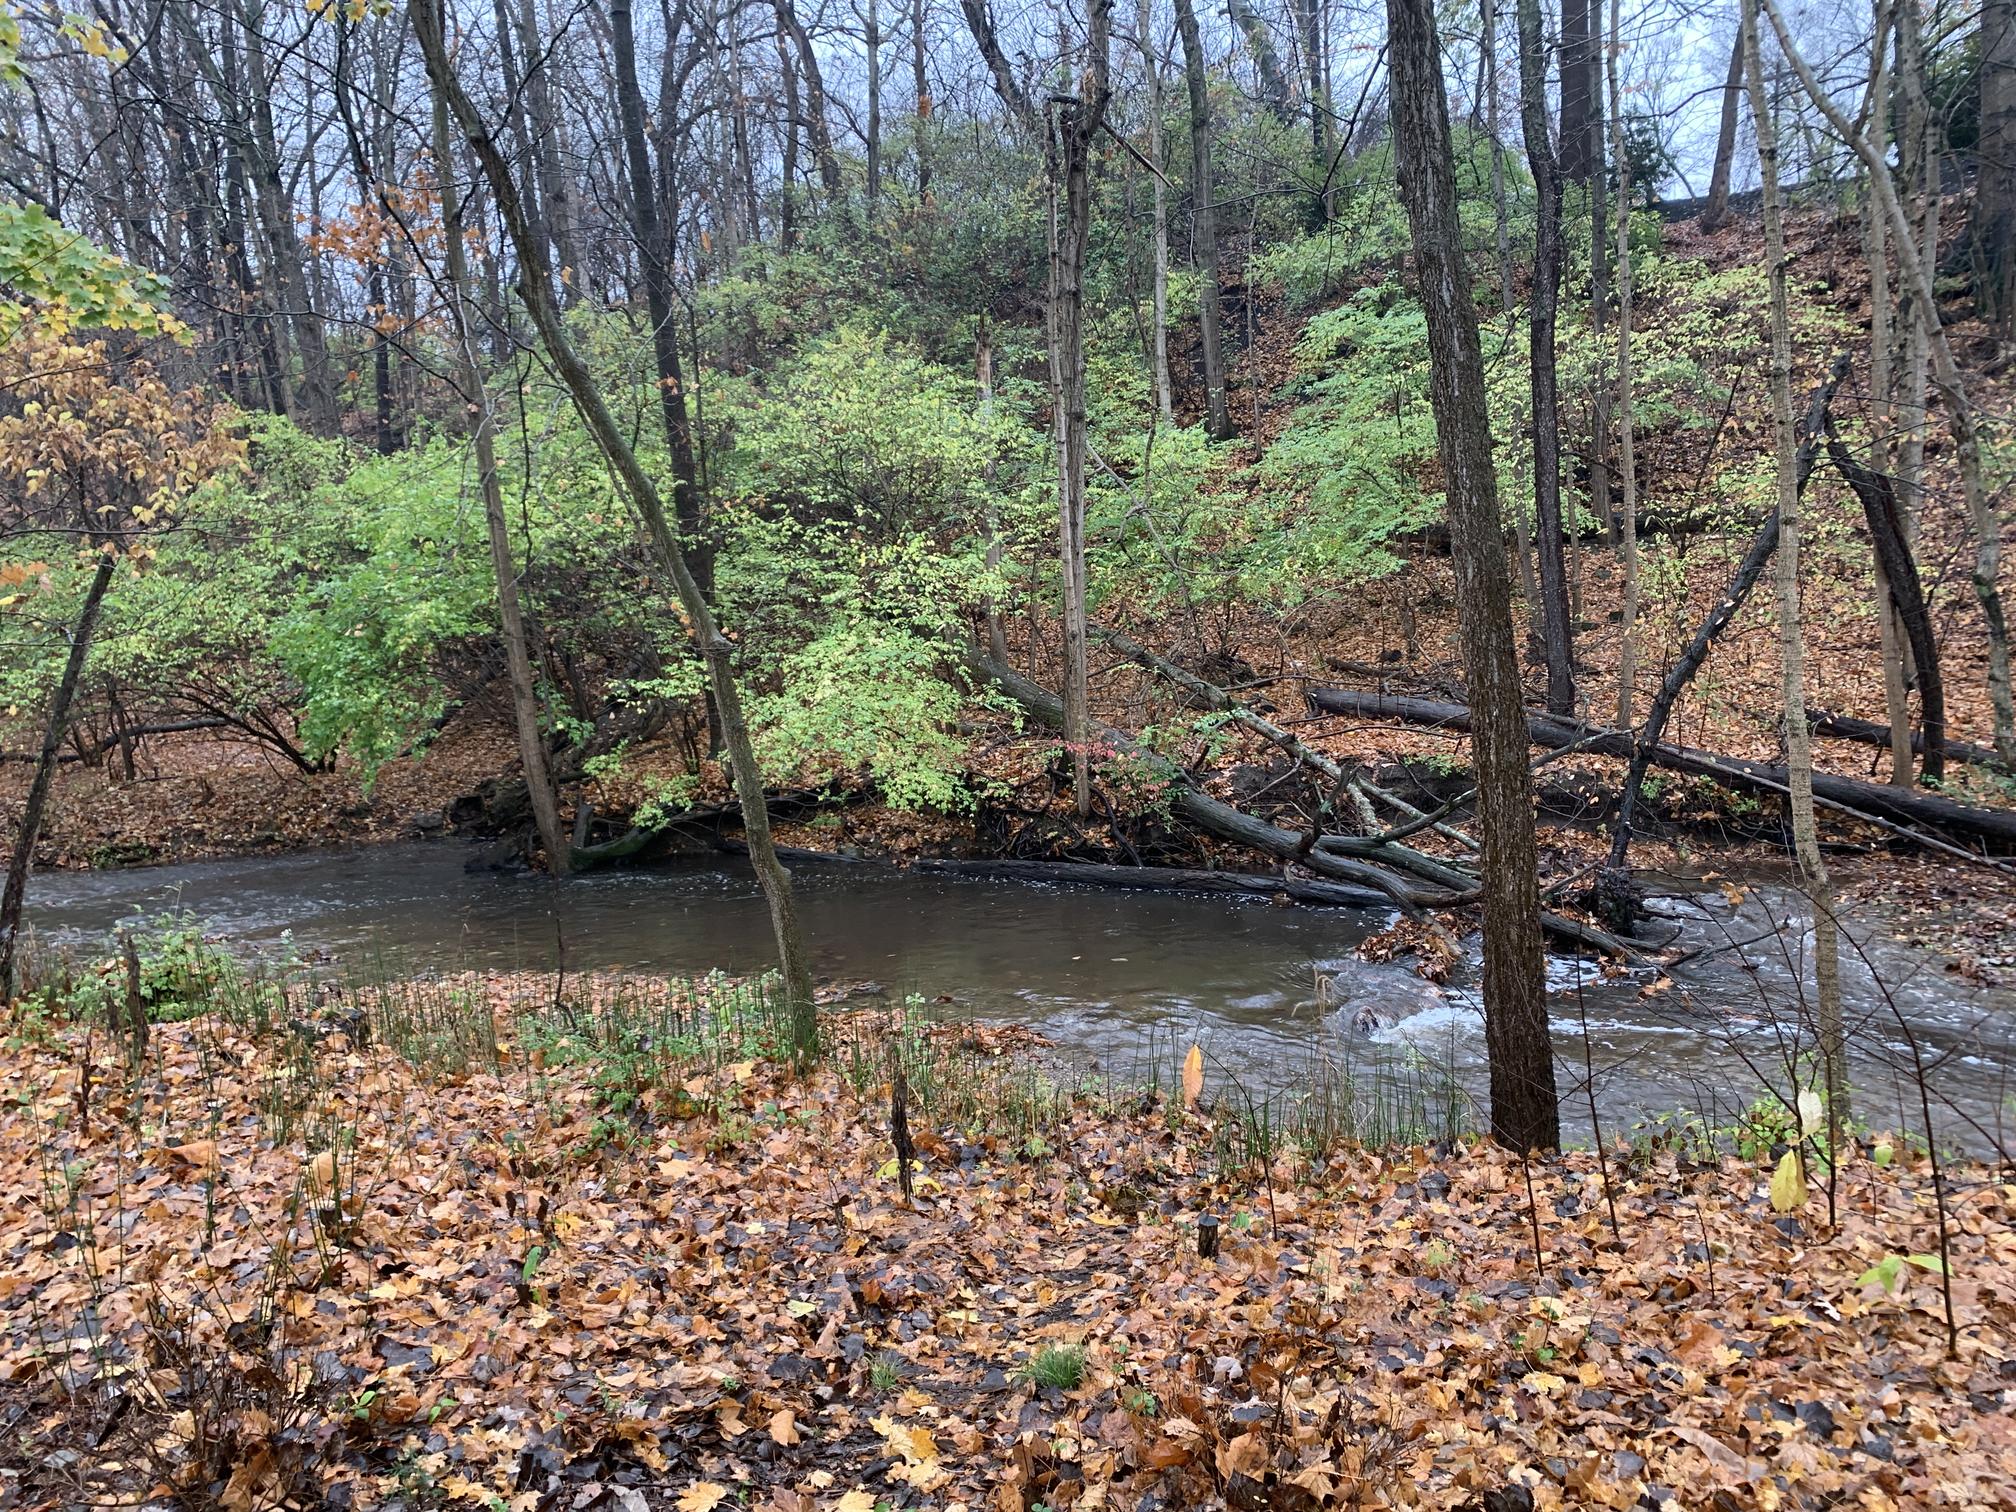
left=1046, top=0, right=1114, bottom=818
left=426, top=69, right=571, bottom=875
left=1172, top=0, right=1229, bottom=439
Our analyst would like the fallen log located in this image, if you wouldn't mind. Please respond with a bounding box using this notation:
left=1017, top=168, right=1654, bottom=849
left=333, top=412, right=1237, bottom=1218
left=912, top=858, right=1395, bottom=908
left=967, top=647, right=1632, bottom=956
left=1092, top=623, right=1478, bottom=850
left=1809, top=709, right=2007, bottom=775
left=569, top=789, right=844, bottom=870
left=1304, top=688, right=2016, bottom=854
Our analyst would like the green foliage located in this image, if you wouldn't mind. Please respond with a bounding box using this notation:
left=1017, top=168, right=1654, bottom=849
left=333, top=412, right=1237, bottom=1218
left=702, top=329, right=1038, bottom=811
left=0, top=202, right=176, bottom=336
left=1248, top=131, right=1532, bottom=310
left=1015, top=1344, right=1087, bottom=1391
left=1245, top=282, right=1438, bottom=599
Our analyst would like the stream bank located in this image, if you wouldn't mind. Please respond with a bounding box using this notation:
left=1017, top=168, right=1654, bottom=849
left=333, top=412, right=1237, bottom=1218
left=23, top=840, right=2014, bottom=1154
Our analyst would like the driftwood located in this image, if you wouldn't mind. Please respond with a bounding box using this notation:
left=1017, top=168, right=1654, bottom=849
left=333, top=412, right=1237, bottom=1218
left=912, top=858, right=1395, bottom=908
left=1304, top=688, right=2016, bottom=854
left=968, top=647, right=1633, bottom=956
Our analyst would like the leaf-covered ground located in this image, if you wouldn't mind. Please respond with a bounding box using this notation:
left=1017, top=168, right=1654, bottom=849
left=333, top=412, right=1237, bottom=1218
left=1, top=976, right=2011, bottom=1511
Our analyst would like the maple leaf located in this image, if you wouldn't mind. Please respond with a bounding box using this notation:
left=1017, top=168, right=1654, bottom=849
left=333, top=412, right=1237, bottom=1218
left=832, top=1491, right=878, bottom=1512
left=676, top=1482, right=730, bottom=1512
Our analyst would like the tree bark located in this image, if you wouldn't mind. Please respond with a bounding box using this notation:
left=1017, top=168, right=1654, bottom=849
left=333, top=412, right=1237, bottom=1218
left=1558, top=0, right=1596, bottom=183
left=1140, top=0, right=1174, bottom=425
left=1698, top=31, right=1744, bottom=231
left=1386, top=0, right=1559, bottom=1152
left=1514, top=0, right=1577, bottom=715
left=0, top=554, right=116, bottom=1000
left=610, top=0, right=712, bottom=601
left=1744, top=0, right=1844, bottom=1125
left=1970, top=0, right=2015, bottom=324
left=1172, top=0, right=1229, bottom=439
left=1046, top=0, right=1113, bottom=818
left=428, top=77, right=571, bottom=876
left=1609, top=0, right=1640, bottom=729
left=411, top=0, right=818, bottom=1054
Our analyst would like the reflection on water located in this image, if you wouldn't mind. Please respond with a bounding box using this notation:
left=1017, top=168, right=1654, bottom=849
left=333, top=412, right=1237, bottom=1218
left=23, top=842, right=2014, bottom=1153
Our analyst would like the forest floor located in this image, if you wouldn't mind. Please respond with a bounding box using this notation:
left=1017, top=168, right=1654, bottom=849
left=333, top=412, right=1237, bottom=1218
left=0, top=974, right=2011, bottom=1511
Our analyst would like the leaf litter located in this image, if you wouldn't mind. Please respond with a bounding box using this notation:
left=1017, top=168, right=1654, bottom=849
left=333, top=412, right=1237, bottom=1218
left=0, top=972, right=2009, bottom=1510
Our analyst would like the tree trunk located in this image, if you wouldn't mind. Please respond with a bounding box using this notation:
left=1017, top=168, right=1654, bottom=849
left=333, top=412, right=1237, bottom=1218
left=0, top=554, right=116, bottom=1000
left=1698, top=31, right=1744, bottom=231
left=1970, top=0, right=2015, bottom=324
left=515, top=0, right=580, bottom=293
left=1386, top=0, right=1559, bottom=1152
left=1514, top=0, right=1577, bottom=715
left=1608, top=0, right=1640, bottom=729
left=1172, top=0, right=1229, bottom=439
left=1225, top=0, right=1296, bottom=124
left=1558, top=0, right=1595, bottom=184
left=1141, top=0, right=1174, bottom=425
left=429, top=79, right=571, bottom=877
left=1046, top=0, right=1113, bottom=818
left=864, top=0, right=882, bottom=203
left=778, top=0, right=845, bottom=194
left=413, top=0, right=818, bottom=1054
left=611, top=0, right=712, bottom=601
left=1863, top=2, right=1913, bottom=786
left=1743, top=0, right=1845, bottom=1126
left=234, top=2, right=338, bottom=432
left=911, top=0, right=930, bottom=195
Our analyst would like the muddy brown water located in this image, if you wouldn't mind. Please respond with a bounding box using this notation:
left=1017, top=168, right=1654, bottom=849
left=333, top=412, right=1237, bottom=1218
left=24, top=842, right=2015, bottom=1153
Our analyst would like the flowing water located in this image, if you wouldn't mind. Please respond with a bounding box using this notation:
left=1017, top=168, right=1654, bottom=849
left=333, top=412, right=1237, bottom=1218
left=23, top=842, right=2015, bottom=1153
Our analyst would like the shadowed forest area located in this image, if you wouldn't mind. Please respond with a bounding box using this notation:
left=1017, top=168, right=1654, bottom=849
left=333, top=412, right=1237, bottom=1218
left=0, top=0, right=2014, bottom=1505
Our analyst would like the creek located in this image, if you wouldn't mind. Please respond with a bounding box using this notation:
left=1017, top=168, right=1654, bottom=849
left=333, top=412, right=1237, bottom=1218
left=24, top=841, right=2014, bottom=1153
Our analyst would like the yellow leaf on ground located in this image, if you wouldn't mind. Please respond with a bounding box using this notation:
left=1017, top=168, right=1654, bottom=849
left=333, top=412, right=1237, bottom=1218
left=676, top=1483, right=729, bottom=1512
left=768, top=1408, right=801, bottom=1445
left=833, top=1491, right=878, bottom=1512
left=1181, top=1045, right=1203, bottom=1111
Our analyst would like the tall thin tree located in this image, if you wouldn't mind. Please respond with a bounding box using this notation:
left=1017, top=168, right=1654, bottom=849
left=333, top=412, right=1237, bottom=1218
left=1386, top=0, right=1560, bottom=1152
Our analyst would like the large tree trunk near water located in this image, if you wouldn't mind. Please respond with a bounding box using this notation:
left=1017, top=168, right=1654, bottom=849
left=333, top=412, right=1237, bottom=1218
left=1388, top=0, right=1559, bottom=1152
